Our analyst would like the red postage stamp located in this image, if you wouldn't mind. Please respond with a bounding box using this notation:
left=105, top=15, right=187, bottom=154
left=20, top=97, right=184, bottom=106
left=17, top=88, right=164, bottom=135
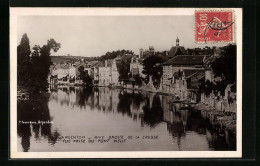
left=195, top=10, right=234, bottom=43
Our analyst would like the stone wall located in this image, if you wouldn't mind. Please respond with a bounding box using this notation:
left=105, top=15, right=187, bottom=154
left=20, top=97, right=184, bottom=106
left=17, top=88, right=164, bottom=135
left=200, top=92, right=237, bottom=112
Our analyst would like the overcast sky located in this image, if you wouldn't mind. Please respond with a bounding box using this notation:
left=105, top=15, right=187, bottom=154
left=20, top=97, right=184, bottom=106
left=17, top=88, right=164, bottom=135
left=18, top=16, right=226, bottom=57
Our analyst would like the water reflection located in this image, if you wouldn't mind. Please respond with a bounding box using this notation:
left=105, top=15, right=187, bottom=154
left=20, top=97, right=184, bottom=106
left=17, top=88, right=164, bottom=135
left=17, top=94, right=60, bottom=152
left=17, top=86, right=236, bottom=151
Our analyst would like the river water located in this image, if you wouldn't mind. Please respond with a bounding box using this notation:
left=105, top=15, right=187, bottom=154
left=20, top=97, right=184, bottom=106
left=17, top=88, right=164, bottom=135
left=17, top=86, right=236, bottom=152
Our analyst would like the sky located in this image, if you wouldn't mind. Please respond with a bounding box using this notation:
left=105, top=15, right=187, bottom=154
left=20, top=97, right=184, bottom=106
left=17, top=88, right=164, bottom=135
left=17, top=16, right=226, bottom=57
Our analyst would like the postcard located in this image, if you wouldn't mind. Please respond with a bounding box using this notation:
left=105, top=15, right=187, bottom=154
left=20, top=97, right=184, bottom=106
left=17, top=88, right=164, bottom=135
left=10, top=8, right=242, bottom=158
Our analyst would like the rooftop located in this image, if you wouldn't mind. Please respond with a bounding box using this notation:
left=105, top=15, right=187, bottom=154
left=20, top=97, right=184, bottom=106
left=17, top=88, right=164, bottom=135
left=168, top=46, right=188, bottom=58
left=163, top=55, right=209, bottom=66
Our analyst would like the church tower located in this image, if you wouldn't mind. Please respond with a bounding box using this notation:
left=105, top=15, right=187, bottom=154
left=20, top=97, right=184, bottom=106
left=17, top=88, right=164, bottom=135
left=176, top=36, right=179, bottom=46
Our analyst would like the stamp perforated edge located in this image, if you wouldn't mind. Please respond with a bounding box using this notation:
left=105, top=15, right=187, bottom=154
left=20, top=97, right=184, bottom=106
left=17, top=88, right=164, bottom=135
left=195, top=9, right=236, bottom=44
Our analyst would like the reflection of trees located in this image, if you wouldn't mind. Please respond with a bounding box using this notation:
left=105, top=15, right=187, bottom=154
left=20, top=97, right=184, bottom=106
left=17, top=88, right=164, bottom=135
left=142, top=95, right=164, bottom=128
left=185, top=111, right=207, bottom=134
left=78, top=87, right=93, bottom=108
left=117, top=91, right=132, bottom=117
left=17, top=94, right=60, bottom=152
left=131, top=92, right=144, bottom=110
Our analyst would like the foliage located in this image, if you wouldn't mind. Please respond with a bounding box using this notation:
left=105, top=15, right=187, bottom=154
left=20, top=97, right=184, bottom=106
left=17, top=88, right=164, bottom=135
left=117, top=56, right=132, bottom=80
left=17, top=33, right=61, bottom=93
left=134, top=74, right=142, bottom=87
left=98, top=50, right=133, bottom=62
left=199, top=44, right=236, bottom=97
left=198, top=79, right=214, bottom=96
left=199, top=79, right=229, bottom=97
left=187, top=46, right=216, bottom=55
left=78, top=67, right=93, bottom=87
left=17, top=34, right=31, bottom=87
left=142, top=55, right=165, bottom=87
left=130, top=74, right=143, bottom=87
left=213, top=80, right=228, bottom=96
left=142, top=95, right=163, bottom=128
left=210, top=44, right=236, bottom=84
left=230, top=83, right=236, bottom=93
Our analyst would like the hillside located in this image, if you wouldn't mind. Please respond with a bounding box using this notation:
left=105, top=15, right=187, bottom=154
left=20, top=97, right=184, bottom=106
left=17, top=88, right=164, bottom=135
left=50, top=56, right=96, bottom=64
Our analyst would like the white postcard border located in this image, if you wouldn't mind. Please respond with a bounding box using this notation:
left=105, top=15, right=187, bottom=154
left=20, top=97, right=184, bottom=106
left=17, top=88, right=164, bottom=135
left=10, top=8, right=242, bottom=158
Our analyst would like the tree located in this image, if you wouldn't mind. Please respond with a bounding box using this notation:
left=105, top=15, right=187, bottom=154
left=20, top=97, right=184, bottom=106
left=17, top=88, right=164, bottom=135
left=117, top=57, right=132, bottom=80
left=78, top=66, right=93, bottom=87
left=142, top=55, right=165, bottom=87
left=29, top=39, right=61, bottom=93
left=134, top=74, right=142, bottom=87
left=98, top=50, right=134, bottom=62
left=210, top=44, right=236, bottom=84
left=28, top=45, right=42, bottom=92
left=17, top=33, right=31, bottom=87
left=198, top=79, right=214, bottom=96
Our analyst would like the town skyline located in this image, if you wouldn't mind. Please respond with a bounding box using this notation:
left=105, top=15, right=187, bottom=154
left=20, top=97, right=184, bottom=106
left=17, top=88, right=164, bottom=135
left=17, top=15, right=229, bottom=57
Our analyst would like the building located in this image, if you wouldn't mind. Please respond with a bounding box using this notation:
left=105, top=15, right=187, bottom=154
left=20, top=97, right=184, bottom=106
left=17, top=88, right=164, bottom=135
left=130, top=55, right=145, bottom=78
left=98, top=59, right=119, bottom=86
left=168, top=69, right=205, bottom=100
left=168, top=37, right=188, bottom=59
left=69, top=61, right=87, bottom=83
left=50, top=63, right=70, bottom=84
left=111, top=59, right=119, bottom=85
left=139, top=46, right=155, bottom=59
left=162, top=54, right=208, bottom=89
left=84, top=61, right=103, bottom=79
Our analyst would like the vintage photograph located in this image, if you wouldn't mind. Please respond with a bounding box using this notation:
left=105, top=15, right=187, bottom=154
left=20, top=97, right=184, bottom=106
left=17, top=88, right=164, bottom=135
left=10, top=8, right=242, bottom=158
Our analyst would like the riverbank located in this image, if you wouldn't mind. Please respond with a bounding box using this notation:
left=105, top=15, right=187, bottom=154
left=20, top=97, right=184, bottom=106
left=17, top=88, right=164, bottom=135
left=115, top=85, right=237, bottom=134
left=194, top=103, right=236, bottom=133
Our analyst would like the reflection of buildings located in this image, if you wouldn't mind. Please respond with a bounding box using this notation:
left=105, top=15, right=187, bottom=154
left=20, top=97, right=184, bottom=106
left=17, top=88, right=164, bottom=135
left=45, top=87, right=236, bottom=151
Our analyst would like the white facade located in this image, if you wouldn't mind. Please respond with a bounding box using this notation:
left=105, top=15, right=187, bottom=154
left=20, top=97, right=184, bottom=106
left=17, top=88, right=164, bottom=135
left=69, top=65, right=76, bottom=78
left=99, top=67, right=111, bottom=86
left=205, top=69, right=213, bottom=82
left=111, top=60, right=119, bottom=85
left=162, top=66, right=203, bottom=86
left=98, top=59, right=119, bottom=86
left=130, top=56, right=145, bottom=77
left=52, top=67, right=69, bottom=80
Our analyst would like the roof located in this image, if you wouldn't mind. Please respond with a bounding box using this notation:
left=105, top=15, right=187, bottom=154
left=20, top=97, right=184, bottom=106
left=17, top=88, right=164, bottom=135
left=54, top=63, right=62, bottom=69
left=94, top=61, right=104, bottom=67
left=121, top=54, right=134, bottom=61
left=74, top=61, right=86, bottom=68
left=182, top=69, right=205, bottom=79
left=163, top=55, right=209, bottom=66
left=182, top=69, right=199, bottom=78
left=62, top=63, right=70, bottom=69
left=168, top=46, right=188, bottom=58
left=86, top=61, right=99, bottom=67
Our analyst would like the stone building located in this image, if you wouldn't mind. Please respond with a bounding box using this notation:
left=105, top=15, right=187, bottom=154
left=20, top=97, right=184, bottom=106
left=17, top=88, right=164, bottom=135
left=168, top=37, right=188, bottom=59
left=98, top=59, right=119, bottom=86
left=162, top=54, right=207, bottom=89
left=130, top=55, right=145, bottom=78
left=139, top=46, right=155, bottom=59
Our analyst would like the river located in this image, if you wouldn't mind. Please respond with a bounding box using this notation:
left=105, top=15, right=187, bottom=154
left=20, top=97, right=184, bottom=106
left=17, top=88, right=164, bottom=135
left=17, top=86, right=236, bottom=152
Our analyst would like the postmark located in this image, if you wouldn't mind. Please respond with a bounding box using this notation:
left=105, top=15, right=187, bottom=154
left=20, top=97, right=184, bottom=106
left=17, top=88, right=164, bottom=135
left=195, top=10, right=234, bottom=43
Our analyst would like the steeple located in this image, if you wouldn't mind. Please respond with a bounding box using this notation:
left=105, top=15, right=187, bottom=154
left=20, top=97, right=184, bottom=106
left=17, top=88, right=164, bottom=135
left=176, top=36, right=179, bottom=46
